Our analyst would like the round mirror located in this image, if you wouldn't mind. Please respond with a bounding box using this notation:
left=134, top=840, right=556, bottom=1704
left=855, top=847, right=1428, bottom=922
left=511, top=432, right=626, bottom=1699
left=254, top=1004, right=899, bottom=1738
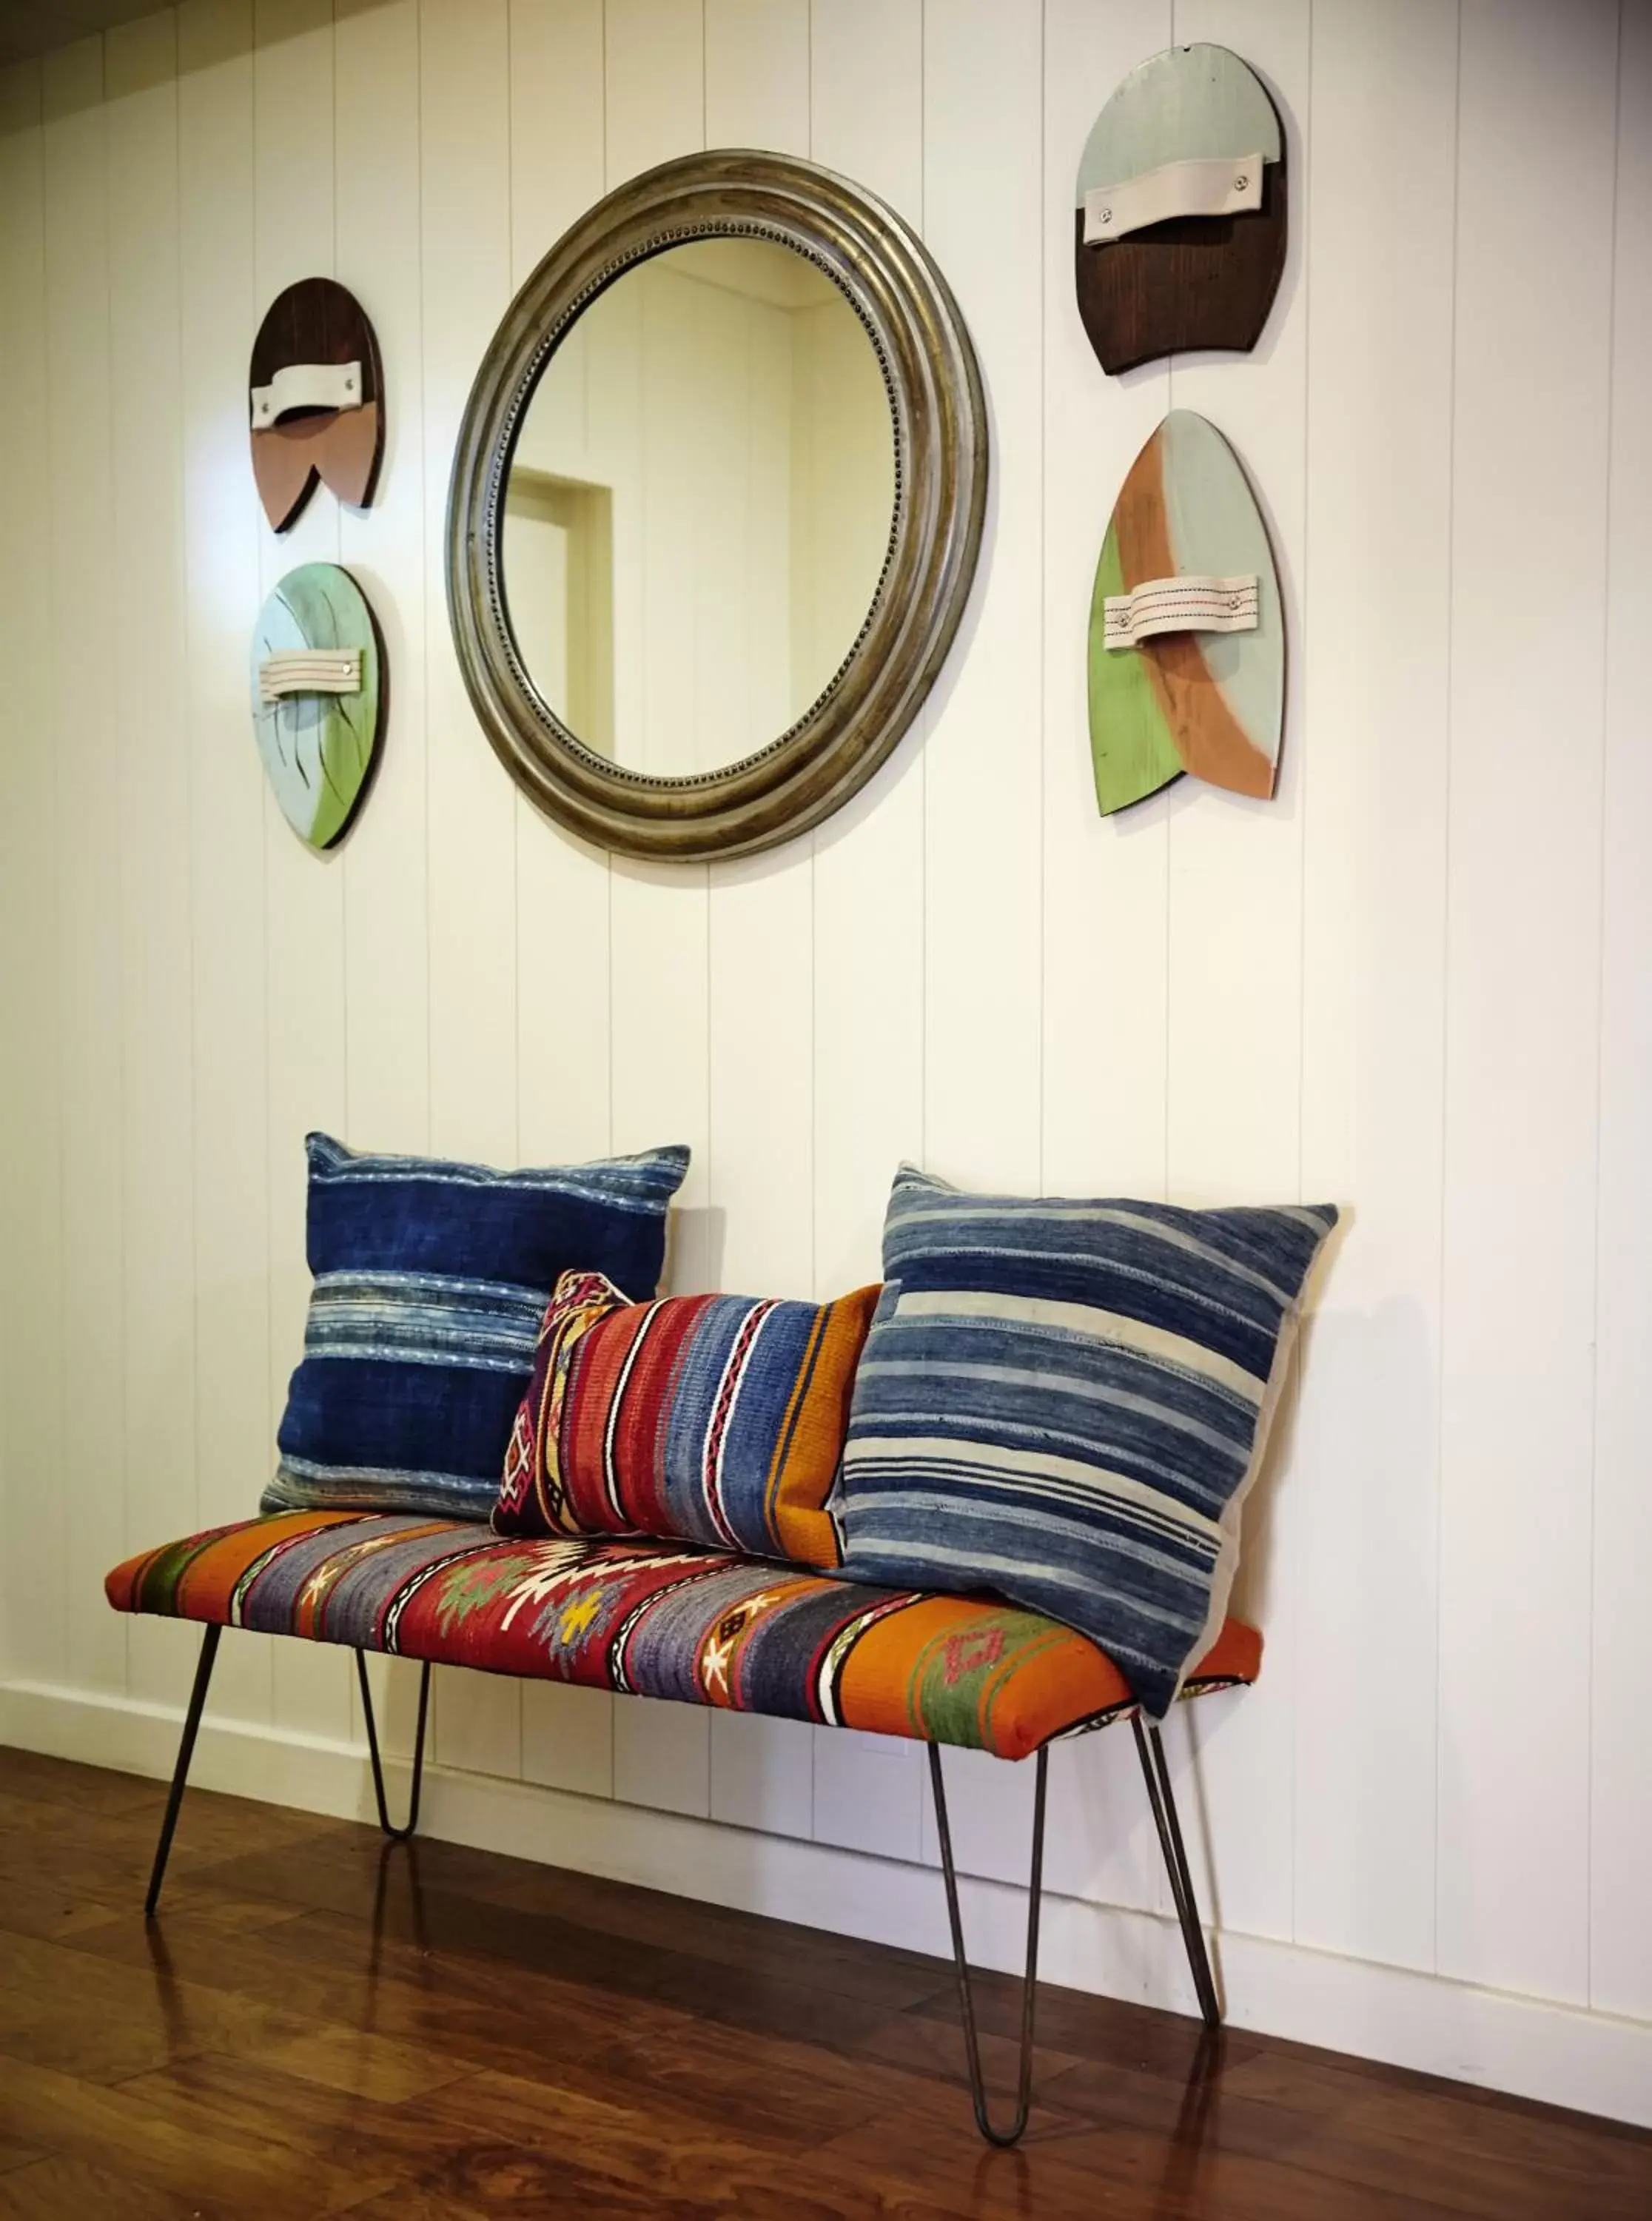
left=503, top=238, right=896, bottom=779
left=448, top=151, right=987, bottom=860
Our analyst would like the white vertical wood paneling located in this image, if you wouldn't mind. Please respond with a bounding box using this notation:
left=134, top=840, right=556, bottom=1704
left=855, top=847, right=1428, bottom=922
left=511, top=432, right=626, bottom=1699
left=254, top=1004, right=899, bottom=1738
left=4, top=0, right=1652, bottom=2086
left=921, top=0, right=1042, bottom=1205
left=910, top=0, right=1044, bottom=1886
left=336, top=0, right=429, bottom=1761
left=510, top=0, right=618, bottom=1806
left=178, top=0, right=272, bottom=1728
left=0, top=60, right=63, bottom=1689
left=806, top=0, right=927, bottom=1300
left=419, top=0, right=524, bottom=1783
left=1590, top=0, right=1652, bottom=2027
left=805, top=0, right=928, bottom=1871
left=255, top=0, right=352, bottom=1746
left=107, top=14, right=197, bottom=1711
left=44, top=36, right=127, bottom=1704
left=1154, top=0, right=1311, bottom=1954
left=603, top=0, right=714, bottom=1824
left=1041, top=0, right=1173, bottom=1210
left=338, top=0, right=429, bottom=1158
left=702, top=0, right=816, bottom=1842
left=1436, top=0, right=1619, bottom=2007
left=1037, top=0, right=1174, bottom=1926
left=602, top=0, right=711, bottom=1307
left=1292, top=0, right=1457, bottom=1974
left=705, top=0, right=807, bottom=153
left=420, top=0, right=516, bottom=1168
left=511, top=0, right=613, bottom=1182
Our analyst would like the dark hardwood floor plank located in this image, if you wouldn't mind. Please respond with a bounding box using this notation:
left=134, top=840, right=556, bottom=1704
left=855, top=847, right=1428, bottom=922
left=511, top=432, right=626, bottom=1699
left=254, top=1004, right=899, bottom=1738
left=905, top=1957, right=1267, bottom=2080
left=0, top=2054, right=394, bottom=2217
left=240, top=2022, right=483, bottom=2106
left=60, top=1896, right=704, bottom=2100
left=412, top=2063, right=981, bottom=2220
left=805, top=2105, right=1474, bottom=2221
left=347, top=2163, right=964, bottom=2221
left=196, top=1835, right=921, bottom=2055
left=212, top=1819, right=956, bottom=2017
left=114, top=2052, right=528, bottom=2191
left=0, top=1873, right=125, bottom=1949
left=0, top=1749, right=166, bottom=1819
left=0, top=2154, right=229, bottom=2221
left=446, top=1846, right=955, bottom=2015
left=4, top=1752, right=1648, bottom=2221
left=1223, top=2043, right=1652, bottom=2190
left=0, top=1926, right=323, bottom=2086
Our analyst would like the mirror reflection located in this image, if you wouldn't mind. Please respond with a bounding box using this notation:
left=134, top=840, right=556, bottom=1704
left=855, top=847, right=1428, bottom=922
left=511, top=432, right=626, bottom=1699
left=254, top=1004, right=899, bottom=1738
left=503, top=237, right=896, bottom=777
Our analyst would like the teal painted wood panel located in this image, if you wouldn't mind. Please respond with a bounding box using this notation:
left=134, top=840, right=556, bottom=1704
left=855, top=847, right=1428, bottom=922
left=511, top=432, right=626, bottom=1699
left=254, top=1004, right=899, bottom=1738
left=249, top=561, right=383, bottom=850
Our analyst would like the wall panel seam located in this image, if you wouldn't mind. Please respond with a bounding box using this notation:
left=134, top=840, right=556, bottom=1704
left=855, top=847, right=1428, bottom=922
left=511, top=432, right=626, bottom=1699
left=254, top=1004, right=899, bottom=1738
left=1431, top=0, right=1465, bottom=1987
left=1583, top=0, right=1628, bottom=2013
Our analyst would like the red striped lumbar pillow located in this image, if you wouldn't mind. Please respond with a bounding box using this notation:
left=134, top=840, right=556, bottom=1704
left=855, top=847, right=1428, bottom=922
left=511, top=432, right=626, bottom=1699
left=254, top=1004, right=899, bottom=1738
left=494, top=1270, right=879, bottom=1569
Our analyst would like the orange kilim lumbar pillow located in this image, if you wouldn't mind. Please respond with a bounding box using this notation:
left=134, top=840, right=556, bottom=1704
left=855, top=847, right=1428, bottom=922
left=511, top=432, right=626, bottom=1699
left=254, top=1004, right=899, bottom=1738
left=495, top=1270, right=879, bottom=1570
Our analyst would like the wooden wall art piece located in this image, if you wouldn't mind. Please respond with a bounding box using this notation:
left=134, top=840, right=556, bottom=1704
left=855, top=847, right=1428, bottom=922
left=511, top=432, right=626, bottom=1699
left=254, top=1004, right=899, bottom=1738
left=249, top=278, right=384, bottom=532
left=1074, top=45, right=1286, bottom=375
left=250, top=563, right=386, bottom=850
left=1089, top=408, right=1282, bottom=815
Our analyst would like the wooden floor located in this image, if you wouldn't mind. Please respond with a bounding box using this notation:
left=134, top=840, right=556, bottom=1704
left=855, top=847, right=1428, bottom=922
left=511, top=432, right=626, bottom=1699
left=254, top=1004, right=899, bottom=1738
left=1, top=1749, right=1648, bottom=2219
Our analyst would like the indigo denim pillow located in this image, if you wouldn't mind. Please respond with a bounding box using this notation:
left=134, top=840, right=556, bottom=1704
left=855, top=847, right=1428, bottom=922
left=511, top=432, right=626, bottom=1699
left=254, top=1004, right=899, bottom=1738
left=263, top=1134, right=690, bottom=1522
left=494, top=1270, right=879, bottom=1566
left=835, top=1165, right=1337, bottom=1718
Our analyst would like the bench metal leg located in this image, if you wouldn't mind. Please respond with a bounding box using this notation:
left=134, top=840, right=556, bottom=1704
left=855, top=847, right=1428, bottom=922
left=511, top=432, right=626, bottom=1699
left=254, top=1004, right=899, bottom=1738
left=355, top=1652, right=431, bottom=1843
left=929, top=1741, right=1048, bottom=2148
left=144, top=1623, right=221, bottom=1920
left=1132, top=1716, right=1222, bottom=2029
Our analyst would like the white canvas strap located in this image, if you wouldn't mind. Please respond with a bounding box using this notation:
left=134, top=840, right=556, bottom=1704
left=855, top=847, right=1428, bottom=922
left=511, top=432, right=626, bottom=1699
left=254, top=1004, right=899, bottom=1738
left=1083, top=153, right=1264, bottom=245
left=250, top=360, right=364, bottom=427
left=258, top=648, right=361, bottom=704
left=1104, top=574, right=1259, bottom=650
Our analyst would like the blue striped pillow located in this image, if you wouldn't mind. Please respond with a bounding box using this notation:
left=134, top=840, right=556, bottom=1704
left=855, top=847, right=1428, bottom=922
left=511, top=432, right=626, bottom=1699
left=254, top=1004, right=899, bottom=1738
left=262, top=1133, right=690, bottom=1522
left=836, top=1166, right=1338, bottom=1719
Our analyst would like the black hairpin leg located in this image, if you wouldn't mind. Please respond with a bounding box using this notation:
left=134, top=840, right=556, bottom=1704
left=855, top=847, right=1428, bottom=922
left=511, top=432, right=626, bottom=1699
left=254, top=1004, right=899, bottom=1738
left=144, top=1623, right=221, bottom=1920
left=1132, top=1717, right=1221, bottom=2029
left=929, top=1741, right=1048, bottom=2148
left=355, top=1652, right=431, bottom=1842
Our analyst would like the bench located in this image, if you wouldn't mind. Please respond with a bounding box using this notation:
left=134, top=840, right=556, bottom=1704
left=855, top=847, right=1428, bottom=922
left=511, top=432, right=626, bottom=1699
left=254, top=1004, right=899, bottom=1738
left=106, top=1508, right=1258, bottom=2146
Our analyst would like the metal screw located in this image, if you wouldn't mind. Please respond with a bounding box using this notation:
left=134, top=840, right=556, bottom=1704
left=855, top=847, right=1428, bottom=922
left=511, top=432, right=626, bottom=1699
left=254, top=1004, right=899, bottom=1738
left=1235, top=174, right=1249, bottom=190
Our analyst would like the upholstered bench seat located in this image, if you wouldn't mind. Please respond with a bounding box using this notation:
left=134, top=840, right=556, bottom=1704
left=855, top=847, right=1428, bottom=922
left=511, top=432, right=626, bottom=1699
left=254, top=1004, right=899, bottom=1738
left=106, top=1510, right=1259, bottom=1763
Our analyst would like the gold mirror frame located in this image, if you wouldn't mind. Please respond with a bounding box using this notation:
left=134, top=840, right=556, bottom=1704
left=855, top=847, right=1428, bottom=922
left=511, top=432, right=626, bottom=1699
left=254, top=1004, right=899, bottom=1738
left=446, top=150, right=987, bottom=861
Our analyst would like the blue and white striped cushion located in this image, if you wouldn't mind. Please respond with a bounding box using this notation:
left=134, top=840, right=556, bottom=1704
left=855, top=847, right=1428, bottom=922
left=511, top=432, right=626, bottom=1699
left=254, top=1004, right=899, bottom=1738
left=263, top=1133, right=690, bottom=1522
left=836, top=1166, right=1337, bottom=1718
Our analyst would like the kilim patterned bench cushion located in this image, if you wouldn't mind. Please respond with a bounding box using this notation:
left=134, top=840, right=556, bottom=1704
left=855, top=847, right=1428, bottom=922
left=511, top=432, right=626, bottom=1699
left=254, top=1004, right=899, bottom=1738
left=106, top=1513, right=1260, bottom=1762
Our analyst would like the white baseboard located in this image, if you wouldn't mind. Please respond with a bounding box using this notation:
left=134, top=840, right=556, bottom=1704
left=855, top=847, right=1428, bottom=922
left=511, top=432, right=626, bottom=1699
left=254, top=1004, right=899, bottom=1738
left=4, top=1675, right=1649, bottom=2131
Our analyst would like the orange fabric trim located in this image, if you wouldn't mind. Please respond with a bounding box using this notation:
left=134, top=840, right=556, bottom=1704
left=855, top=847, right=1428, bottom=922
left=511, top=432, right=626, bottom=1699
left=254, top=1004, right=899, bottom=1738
left=769, top=1282, right=879, bottom=1567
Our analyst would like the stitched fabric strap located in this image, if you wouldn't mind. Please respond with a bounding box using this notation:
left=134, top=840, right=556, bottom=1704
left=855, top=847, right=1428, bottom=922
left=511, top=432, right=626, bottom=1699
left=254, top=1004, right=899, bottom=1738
left=1104, top=574, right=1259, bottom=651
left=1083, top=152, right=1264, bottom=244
left=251, top=360, right=364, bottom=426
left=258, top=648, right=362, bottom=703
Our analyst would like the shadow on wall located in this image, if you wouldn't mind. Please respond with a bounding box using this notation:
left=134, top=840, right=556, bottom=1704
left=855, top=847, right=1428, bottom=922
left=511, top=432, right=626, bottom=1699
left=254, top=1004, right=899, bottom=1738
left=1227, top=1208, right=1354, bottom=1630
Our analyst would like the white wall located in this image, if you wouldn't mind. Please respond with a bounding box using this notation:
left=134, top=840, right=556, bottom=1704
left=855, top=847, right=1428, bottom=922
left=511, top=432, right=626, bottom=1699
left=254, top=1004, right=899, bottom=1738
left=1, top=0, right=1648, bottom=2127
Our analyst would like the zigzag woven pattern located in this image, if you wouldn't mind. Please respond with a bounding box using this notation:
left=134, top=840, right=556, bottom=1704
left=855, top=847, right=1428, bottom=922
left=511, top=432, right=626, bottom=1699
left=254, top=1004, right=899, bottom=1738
left=105, top=1511, right=1260, bottom=1762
